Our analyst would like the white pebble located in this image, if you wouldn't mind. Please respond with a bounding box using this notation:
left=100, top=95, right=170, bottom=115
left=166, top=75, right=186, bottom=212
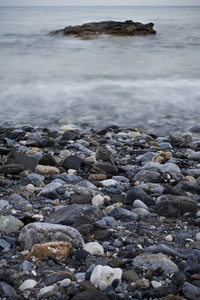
left=133, top=199, right=149, bottom=209
left=26, top=184, right=35, bottom=193
left=83, top=242, right=104, bottom=256
left=60, top=278, right=71, bottom=286
left=19, top=279, right=37, bottom=291
left=101, top=179, right=118, bottom=187
left=60, top=125, right=74, bottom=132
left=151, top=280, right=162, bottom=288
left=39, top=284, right=57, bottom=295
left=196, top=232, right=200, bottom=241
left=92, top=194, right=104, bottom=206
left=165, top=235, right=173, bottom=242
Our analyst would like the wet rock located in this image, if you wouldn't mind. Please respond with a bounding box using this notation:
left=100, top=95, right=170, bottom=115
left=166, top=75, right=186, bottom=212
left=51, top=20, right=156, bottom=39
left=18, top=222, right=84, bottom=250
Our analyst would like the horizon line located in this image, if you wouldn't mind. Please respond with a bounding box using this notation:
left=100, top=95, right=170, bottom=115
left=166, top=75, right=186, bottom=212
left=0, top=4, right=200, bottom=6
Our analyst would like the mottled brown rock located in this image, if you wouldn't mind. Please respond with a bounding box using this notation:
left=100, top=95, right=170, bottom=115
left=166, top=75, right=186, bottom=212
left=152, top=151, right=172, bottom=163
left=25, top=241, right=73, bottom=262
left=50, top=20, right=156, bottom=39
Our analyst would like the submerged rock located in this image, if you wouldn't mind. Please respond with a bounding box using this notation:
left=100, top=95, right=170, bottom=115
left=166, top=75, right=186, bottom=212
left=50, top=20, right=156, bottom=39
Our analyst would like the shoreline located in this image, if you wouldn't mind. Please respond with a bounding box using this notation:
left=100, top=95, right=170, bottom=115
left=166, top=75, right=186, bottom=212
left=0, top=119, right=200, bottom=299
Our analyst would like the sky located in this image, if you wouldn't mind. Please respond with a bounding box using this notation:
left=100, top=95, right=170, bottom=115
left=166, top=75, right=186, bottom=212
left=0, top=0, right=200, bottom=6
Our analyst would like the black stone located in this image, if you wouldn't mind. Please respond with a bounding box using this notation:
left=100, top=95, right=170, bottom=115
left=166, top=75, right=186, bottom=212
left=7, top=149, right=39, bottom=171
left=124, top=186, right=155, bottom=206
left=39, top=136, right=55, bottom=147
left=0, top=163, right=25, bottom=175
left=62, top=155, right=84, bottom=170
left=73, top=249, right=90, bottom=261
left=39, top=154, right=57, bottom=166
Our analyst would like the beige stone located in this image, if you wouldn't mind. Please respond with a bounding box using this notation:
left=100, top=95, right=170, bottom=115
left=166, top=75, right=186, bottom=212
left=25, top=241, right=73, bottom=262
left=35, top=165, right=60, bottom=175
left=152, top=151, right=172, bottom=163
left=88, top=173, right=107, bottom=181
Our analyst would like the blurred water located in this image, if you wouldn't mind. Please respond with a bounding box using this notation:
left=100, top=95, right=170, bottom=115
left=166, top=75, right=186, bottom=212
left=0, top=6, right=200, bottom=130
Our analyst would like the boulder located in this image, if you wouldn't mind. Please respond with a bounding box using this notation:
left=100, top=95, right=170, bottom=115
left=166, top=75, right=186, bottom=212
left=18, top=222, right=84, bottom=250
left=50, top=20, right=156, bottom=39
left=46, top=204, right=103, bottom=225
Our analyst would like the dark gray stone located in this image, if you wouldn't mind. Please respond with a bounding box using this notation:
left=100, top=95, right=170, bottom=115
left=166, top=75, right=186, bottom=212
left=18, top=222, right=84, bottom=250
left=109, top=207, right=138, bottom=221
left=46, top=204, right=103, bottom=225
left=39, top=136, right=55, bottom=147
left=7, top=149, right=39, bottom=171
left=0, top=281, right=17, bottom=298
left=182, top=282, right=200, bottom=300
left=62, top=155, right=84, bottom=170
left=71, top=290, right=110, bottom=300
left=124, top=186, right=155, bottom=206
left=0, top=163, right=24, bottom=175
left=134, top=170, right=161, bottom=183
left=141, top=285, right=177, bottom=298
left=38, top=154, right=57, bottom=166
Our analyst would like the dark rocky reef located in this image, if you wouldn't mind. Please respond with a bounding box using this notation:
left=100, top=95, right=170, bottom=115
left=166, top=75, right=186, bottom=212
left=50, top=20, right=156, bottom=39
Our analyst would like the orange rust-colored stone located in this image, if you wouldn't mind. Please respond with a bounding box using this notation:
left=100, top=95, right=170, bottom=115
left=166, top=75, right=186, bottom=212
left=25, top=241, right=73, bottom=262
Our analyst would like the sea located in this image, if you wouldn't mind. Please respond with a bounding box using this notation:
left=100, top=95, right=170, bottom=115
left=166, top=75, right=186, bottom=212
left=0, top=6, right=200, bottom=131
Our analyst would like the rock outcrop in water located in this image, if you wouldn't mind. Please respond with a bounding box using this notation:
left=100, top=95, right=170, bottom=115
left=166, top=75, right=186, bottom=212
left=50, top=20, right=156, bottom=39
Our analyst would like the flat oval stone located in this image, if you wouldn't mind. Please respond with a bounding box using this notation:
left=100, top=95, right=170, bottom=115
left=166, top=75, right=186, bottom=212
left=35, top=164, right=60, bottom=175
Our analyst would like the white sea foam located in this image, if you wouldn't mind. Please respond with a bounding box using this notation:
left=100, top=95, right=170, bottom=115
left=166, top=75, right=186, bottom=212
left=0, top=6, right=199, bottom=129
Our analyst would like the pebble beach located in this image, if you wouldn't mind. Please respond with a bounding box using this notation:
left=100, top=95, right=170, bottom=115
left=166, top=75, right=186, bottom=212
left=1, top=116, right=200, bottom=300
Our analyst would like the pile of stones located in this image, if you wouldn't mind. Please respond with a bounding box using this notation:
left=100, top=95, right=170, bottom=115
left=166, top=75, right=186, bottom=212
left=0, top=118, right=200, bottom=300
